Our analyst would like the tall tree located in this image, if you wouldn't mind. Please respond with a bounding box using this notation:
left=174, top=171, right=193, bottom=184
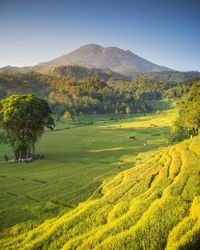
left=0, top=94, right=54, bottom=160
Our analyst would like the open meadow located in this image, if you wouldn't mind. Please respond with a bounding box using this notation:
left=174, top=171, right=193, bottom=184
left=0, top=104, right=176, bottom=231
left=1, top=107, right=200, bottom=250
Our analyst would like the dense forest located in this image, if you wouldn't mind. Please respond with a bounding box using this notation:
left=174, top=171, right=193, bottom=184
left=52, top=65, right=127, bottom=81
left=49, top=76, right=149, bottom=115
left=172, top=82, right=200, bottom=140
left=0, top=71, right=52, bottom=98
left=133, top=70, right=200, bottom=82
left=108, top=77, right=199, bottom=100
left=0, top=67, right=199, bottom=116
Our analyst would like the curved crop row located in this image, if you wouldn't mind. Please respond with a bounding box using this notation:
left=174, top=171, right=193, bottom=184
left=1, top=136, right=200, bottom=250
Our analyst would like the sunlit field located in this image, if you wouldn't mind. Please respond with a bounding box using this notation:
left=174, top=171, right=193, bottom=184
left=1, top=120, right=199, bottom=249
left=0, top=104, right=176, bottom=231
left=0, top=0, right=199, bottom=248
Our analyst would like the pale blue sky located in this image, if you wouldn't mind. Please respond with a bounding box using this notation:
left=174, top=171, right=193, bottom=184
left=0, top=0, right=199, bottom=71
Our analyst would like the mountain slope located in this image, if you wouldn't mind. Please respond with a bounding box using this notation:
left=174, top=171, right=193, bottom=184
left=44, top=44, right=171, bottom=75
left=0, top=44, right=171, bottom=77
left=1, top=135, right=200, bottom=250
left=52, top=65, right=128, bottom=80
left=136, top=71, right=200, bottom=82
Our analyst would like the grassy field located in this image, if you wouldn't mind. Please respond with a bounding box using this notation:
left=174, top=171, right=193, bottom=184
left=0, top=104, right=176, bottom=232
left=1, top=130, right=199, bottom=249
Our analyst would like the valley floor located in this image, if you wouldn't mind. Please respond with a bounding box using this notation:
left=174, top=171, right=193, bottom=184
left=0, top=108, right=175, bottom=230
left=1, top=133, right=200, bottom=249
left=2, top=106, right=199, bottom=249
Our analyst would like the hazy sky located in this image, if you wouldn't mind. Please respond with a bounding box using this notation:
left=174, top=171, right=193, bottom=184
left=0, top=0, right=199, bottom=71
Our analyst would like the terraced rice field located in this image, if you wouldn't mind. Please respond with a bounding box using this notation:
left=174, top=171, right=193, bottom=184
left=1, top=134, right=199, bottom=249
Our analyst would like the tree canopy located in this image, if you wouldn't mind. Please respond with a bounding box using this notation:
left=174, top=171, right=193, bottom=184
left=0, top=71, right=199, bottom=117
left=172, top=82, right=200, bottom=140
left=0, top=94, right=54, bottom=160
left=49, top=76, right=150, bottom=115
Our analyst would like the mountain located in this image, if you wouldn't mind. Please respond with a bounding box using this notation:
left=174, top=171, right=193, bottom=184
left=0, top=44, right=172, bottom=77
left=43, top=44, right=172, bottom=75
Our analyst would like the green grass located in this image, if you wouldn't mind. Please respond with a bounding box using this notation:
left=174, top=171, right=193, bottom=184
left=1, top=133, right=199, bottom=249
left=1, top=104, right=199, bottom=249
left=0, top=109, right=176, bottom=232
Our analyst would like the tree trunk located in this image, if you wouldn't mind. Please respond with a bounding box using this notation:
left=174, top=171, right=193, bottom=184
left=32, top=144, right=35, bottom=157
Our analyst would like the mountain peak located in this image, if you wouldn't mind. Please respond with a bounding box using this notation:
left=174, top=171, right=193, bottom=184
left=47, top=44, right=172, bottom=75
left=80, top=44, right=103, bottom=49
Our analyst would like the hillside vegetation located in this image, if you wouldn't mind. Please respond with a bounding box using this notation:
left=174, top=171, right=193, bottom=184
left=171, top=82, right=200, bottom=140
left=136, top=71, right=200, bottom=82
left=0, top=72, right=150, bottom=115
left=1, top=132, right=199, bottom=249
left=52, top=65, right=127, bottom=81
left=0, top=70, right=199, bottom=118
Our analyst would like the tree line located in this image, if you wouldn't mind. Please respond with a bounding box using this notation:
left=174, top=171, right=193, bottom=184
left=0, top=69, right=199, bottom=117
left=171, top=82, right=200, bottom=140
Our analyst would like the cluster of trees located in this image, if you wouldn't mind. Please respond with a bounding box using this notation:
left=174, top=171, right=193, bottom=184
left=0, top=71, right=138, bottom=116
left=0, top=72, right=53, bottom=98
left=0, top=94, right=54, bottom=160
left=108, top=78, right=199, bottom=100
left=172, top=82, right=200, bottom=141
left=0, top=70, right=199, bottom=118
left=52, top=65, right=127, bottom=81
left=49, top=76, right=150, bottom=115
left=136, top=71, right=200, bottom=82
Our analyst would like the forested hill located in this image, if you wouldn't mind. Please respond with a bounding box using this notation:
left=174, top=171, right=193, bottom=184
left=0, top=72, right=149, bottom=115
left=0, top=65, right=129, bottom=81
left=135, top=71, right=200, bottom=82
left=0, top=71, right=199, bottom=116
left=52, top=65, right=128, bottom=81
left=52, top=67, right=200, bottom=83
left=0, top=71, right=52, bottom=98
